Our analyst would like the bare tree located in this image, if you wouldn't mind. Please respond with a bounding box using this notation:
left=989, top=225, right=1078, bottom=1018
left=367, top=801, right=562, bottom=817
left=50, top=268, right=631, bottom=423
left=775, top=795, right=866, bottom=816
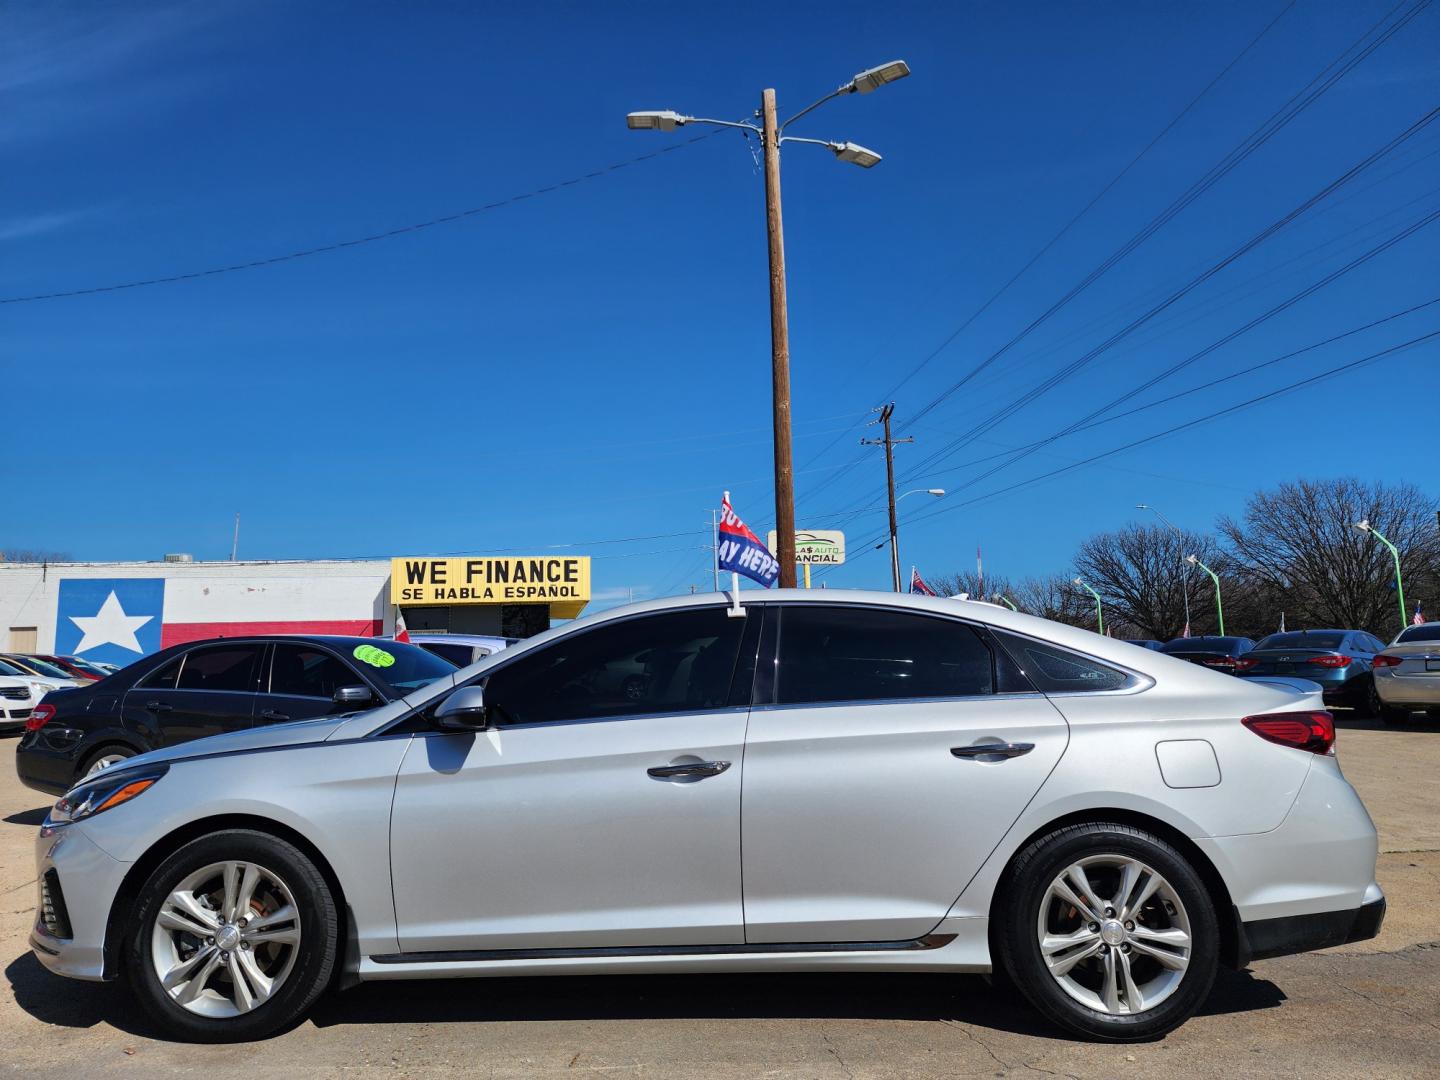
left=0, top=548, right=71, bottom=563
left=1074, top=524, right=1222, bottom=640
left=1011, top=574, right=1093, bottom=628
left=1219, top=478, right=1440, bottom=636
left=928, top=570, right=1013, bottom=604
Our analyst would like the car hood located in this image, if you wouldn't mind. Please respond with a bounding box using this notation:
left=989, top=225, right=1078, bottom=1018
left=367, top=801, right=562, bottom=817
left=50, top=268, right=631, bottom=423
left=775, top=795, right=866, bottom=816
left=116, top=715, right=356, bottom=772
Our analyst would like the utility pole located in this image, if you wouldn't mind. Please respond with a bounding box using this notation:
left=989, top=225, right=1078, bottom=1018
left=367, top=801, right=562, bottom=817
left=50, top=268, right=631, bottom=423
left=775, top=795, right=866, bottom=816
left=231, top=513, right=240, bottom=562
left=862, top=403, right=913, bottom=592
left=761, top=88, right=797, bottom=587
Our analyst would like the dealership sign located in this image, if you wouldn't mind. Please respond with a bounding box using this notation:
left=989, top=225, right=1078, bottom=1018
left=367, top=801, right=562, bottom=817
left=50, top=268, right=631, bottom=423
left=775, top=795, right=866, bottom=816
left=392, top=556, right=591, bottom=613
left=766, top=530, right=846, bottom=566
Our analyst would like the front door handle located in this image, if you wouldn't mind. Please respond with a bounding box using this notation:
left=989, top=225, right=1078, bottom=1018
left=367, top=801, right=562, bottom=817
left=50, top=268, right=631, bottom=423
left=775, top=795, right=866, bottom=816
left=647, top=760, right=731, bottom=780
left=259, top=708, right=290, bottom=721
left=145, top=701, right=173, bottom=713
left=951, top=742, right=1034, bottom=760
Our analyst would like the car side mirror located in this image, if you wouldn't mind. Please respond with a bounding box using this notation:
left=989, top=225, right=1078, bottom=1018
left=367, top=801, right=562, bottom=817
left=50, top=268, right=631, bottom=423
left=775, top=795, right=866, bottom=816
left=433, top=685, right=492, bottom=731
left=333, top=685, right=375, bottom=705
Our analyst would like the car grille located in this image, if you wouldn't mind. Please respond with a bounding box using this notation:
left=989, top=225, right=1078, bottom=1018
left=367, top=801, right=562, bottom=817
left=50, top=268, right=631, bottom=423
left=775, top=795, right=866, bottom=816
left=8, top=708, right=30, bottom=720
left=40, top=870, right=72, bottom=939
left=0, top=687, right=29, bottom=701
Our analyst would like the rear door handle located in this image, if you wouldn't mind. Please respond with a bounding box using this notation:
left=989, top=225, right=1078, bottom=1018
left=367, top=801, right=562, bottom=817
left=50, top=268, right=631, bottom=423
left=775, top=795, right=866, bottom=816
left=647, top=760, right=731, bottom=779
left=258, top=709, right=290, bottom=721
left=145, top=701, right=173, bottom=713
left=951, top=742, right=1034, bottom=760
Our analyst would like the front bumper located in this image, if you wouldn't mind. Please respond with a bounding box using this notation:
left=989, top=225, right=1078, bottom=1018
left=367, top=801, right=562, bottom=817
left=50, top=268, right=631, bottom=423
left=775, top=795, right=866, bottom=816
left=1239, top=892, right=1386, bottom=964
left=29, top=824, right=130, bottom=981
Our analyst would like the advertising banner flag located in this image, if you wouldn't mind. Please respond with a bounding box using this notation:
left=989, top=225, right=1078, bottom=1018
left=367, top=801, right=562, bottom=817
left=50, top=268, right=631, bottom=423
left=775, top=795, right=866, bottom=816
left=718, top=493, right=780, bottom=588
left=910, top=567, right=937, bottom=596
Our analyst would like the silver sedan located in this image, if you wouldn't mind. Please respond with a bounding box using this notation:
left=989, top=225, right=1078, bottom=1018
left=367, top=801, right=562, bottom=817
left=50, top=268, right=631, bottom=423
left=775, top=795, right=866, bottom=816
left=1373, top=621, right=1440, bottom=723
left=28, top=591, right=1384, bottom=1043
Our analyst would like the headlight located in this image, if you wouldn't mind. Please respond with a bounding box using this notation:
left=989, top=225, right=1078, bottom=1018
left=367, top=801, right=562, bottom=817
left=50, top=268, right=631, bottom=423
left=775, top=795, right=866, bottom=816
left=46, top=765, right=167, bottom=827
left=38, top=682, right=57, bottom=693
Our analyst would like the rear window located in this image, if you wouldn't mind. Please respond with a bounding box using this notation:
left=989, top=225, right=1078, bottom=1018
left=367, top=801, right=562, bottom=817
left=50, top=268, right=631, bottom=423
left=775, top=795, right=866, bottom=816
left=420, top=642, right=475, bottom=667
left=1254, top=632, right=1346, bottom=651
left=991, top=630, right=1134, bottom=693
left=1397, top=625, right=1440, bottom=643
left=1159, top=637, right=1243, bottom=654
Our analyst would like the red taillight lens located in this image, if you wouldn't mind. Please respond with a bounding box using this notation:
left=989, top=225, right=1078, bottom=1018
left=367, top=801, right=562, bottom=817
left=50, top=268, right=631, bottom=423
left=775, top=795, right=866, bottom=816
left=1200, top=656, right=1235, bottom=666
left=1307, top=654, right=1352, bottom=668
left=1372, top=654, right=1403, bottom=668
left=25, top=703, right=56, bottom=732
left=1232, top=657, right=1258, bottom=671
left=1242, top=711, right=1335, bottom=755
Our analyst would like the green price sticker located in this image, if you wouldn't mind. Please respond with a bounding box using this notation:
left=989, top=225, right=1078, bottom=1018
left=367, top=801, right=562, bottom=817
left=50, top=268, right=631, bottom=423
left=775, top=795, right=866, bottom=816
left=353, top=644, right=396, bottom=669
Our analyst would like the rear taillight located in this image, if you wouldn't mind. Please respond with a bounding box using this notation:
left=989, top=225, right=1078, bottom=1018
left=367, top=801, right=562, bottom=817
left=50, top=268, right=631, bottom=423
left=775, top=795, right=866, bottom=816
left=1232, top=657, right=1258, bottom=671
left=1242, top=711, right=1335, bottom=755
left=1372, top=654, right=1403, bottom=668
left=1200, top=656, right=1236, bottom=667
left=1307, top=654, right=1352, bottom=668
left=25, top=704, right=55, bottom=732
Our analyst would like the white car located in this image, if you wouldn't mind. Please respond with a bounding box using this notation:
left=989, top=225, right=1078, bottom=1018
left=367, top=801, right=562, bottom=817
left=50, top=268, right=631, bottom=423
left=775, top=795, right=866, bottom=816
left=29, top=592, right=1382, bottom=1043
left=1372, top=621, right=1440, bottom=723
left=0, top=676, right=43, bottom=735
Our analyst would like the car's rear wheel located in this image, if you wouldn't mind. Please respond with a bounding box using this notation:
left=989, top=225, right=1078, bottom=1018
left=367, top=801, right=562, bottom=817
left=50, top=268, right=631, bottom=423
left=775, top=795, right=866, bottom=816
left=125, top=830, right=338, bottom=1042
left=1357, top=676, right=1383, bottom=719
left=996, top=822, right=1218, bottom=1041
left=1379, top=702, right=1411, bottom=725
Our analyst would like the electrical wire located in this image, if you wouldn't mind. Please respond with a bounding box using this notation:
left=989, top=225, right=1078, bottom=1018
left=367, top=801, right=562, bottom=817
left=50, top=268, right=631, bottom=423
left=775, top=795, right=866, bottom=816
left=0, top=129, right=728, bottom=305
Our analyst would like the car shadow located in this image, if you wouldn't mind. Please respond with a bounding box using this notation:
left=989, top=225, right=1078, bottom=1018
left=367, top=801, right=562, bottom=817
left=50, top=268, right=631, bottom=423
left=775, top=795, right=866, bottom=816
left=6, top=955, right=1285, bottom=1041
left=1332, top=711, right=1440, bottom=733
left=3, top=807, right=48, bottom=827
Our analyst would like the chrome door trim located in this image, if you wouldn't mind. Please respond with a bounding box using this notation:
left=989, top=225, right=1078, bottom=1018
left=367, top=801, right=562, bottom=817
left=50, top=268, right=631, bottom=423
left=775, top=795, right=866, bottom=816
left=368, top=933, right=957, bottom=965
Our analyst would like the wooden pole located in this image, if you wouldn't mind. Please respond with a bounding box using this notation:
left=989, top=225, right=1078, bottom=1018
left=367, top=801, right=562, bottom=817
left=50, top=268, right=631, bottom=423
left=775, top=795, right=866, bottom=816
left=761, top=87, right=797, bottom=588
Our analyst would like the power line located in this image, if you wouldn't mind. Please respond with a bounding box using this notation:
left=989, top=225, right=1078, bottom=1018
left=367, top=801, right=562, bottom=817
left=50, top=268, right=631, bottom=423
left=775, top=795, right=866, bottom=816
left=792, top=0, right=1426, bottom=517
left=900, top=0, right=1431, bottom=433
left=828, top=326, right=1440, bottom=572
left=897, top=104, right=1440, bottom=483
left=0, top=129, right=728, bottom=305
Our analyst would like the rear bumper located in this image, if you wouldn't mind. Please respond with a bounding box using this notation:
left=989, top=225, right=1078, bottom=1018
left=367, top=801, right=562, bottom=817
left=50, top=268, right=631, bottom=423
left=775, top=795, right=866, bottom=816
left=1374, top=674, right=1440, bottom=708
left=1238, top=892, right=1385, bottom=964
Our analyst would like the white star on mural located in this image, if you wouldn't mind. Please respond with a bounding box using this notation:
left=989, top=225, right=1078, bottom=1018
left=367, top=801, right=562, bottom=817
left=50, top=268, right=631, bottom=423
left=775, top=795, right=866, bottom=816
left=69, top=591, right=153, bottom=654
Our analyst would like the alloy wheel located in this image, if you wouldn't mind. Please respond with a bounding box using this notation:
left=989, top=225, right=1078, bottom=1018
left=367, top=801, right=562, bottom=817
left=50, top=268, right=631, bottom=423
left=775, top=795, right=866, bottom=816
left=149, top=860, right=302, bottom=1018
left=1036, top=854, right=1192, bottom=1016
left=85, top=753, right=131, bottom=777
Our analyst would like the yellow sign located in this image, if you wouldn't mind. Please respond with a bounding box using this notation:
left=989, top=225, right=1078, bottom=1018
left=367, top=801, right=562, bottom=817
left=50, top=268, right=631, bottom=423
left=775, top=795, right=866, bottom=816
left=391, top=556, right=591, bottom=618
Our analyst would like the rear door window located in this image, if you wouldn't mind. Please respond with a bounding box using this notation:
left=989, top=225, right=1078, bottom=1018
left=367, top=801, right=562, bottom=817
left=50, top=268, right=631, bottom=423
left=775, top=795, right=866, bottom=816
left=176, top=644, right=261, bottom=692
left=990, top=629, right=1134, bottom=693
left=775, top=605, right=1005, bottom=705
left=139, top=656, right=184, bottom=690
left=268, top=644, right=360, bottom=699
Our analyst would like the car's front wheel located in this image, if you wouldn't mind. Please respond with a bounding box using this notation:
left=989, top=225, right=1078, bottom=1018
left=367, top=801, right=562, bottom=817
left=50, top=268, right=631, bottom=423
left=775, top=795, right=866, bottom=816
left=995, top=822, right=1219, bottom=1041
left=125, top=829, right=338, bottom=1042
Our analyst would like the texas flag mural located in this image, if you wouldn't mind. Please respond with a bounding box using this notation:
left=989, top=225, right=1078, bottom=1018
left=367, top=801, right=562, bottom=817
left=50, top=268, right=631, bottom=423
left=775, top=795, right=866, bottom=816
left=718, top=492, right=780, bottom=588
left=55, top=578, right=166, bottom=667
left=54, top=575, right=384, bottom=664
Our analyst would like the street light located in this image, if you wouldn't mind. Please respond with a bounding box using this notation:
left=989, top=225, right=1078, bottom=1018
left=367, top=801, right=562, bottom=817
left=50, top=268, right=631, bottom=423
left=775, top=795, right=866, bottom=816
left=1074, top=577, right=1104, bottom=635
left=628, top=60, right=911, bottom=587
left=888, top=488, right=945, bottom=591
left=1354, top=518, right=1408, bottom=632
left=1137, top=503, right=1192, bottom=637
left=1186, top=555, right=1225, bottom=637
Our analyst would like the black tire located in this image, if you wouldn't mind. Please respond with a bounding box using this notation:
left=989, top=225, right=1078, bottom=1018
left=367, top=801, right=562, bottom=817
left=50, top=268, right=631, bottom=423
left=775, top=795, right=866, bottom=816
left=79, top=744, right=136, bottom=781
left=124, top=829, right=338, bottom=1042
left=1379, top=702, right=1411, bottom=726
left=1356, top=675, right=1383, bottom=720
left=995, top=822, right=1219, bottom=1042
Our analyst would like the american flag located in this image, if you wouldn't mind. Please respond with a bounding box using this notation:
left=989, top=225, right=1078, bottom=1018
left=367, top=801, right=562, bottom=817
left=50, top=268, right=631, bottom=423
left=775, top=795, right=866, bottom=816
left=1414, top=602, right=1425, bottom=626
left=910, top=568, right=937, bottom=596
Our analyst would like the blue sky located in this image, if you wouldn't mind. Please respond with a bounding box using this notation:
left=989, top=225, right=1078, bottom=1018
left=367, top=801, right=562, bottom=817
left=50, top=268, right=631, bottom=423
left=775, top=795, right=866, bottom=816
left=5, top=1, right=1438, bottom=608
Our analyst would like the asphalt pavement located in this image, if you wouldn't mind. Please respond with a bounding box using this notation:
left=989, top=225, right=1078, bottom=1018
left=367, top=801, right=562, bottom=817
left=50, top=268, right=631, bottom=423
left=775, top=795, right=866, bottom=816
left=3, top=713, right=1438, bottom=1078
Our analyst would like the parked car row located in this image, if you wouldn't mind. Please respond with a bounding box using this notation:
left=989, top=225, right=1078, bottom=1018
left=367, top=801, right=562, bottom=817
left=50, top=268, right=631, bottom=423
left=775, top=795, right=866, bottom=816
left=1128, top=625, right=1440, bottom=723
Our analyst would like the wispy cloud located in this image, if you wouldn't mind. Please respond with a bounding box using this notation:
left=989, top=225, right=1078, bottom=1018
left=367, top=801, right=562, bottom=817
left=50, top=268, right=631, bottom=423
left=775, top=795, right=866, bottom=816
left=0, top=210, right=91, bottom=243
left=0, top=3, right=234, bottom=143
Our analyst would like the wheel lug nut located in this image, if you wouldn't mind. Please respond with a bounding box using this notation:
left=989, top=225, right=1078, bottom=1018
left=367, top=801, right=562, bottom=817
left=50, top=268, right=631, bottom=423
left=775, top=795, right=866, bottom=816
left=1125, top=921, right=1134, bottom=931
left=1088, top=923, right=1099, bottom=933
left=1121, top=943, right=1131, bottom=953
left=1104, top=907, right=1115, bottom=917
left=1100, top=944, right=1110, bottom=953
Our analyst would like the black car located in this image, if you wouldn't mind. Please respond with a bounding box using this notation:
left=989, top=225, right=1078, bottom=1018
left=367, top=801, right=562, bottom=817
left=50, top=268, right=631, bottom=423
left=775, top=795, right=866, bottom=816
left=15, top=635, right=456, bottom=795
left=1158, top=635, right=1257, bottom=674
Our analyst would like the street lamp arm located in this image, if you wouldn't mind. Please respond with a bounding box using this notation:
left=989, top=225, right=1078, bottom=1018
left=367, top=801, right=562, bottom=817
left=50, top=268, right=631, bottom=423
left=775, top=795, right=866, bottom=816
left=686, top=117, right=762, bottom=133
left=780, top=88, right=848, bottom=131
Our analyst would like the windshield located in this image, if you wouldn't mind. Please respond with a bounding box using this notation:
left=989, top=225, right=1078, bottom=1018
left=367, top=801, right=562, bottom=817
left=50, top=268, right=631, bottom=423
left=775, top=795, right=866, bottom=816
left=64, top=657, right=111, bottom=676
left=5, top=655, right=73, bottom=678
left=1397, top=625, right=1440, bottom=644
left=0, top=658, right=27, bottom=677
left=1254, top=632, right=1346, bottom=651
left=347, top=640, right=457, bottom=695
